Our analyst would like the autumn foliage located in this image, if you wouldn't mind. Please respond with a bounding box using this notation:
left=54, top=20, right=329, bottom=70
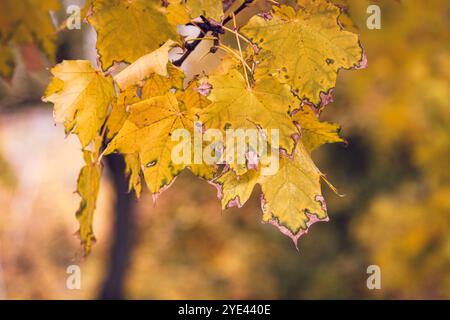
left=1, top=0, right=450, bottom=300
left=35, top=0, right=366, bottom=255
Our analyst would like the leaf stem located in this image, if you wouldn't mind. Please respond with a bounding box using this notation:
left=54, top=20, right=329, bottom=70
left=222, top=0, right=254, bottom=25
left=216, top=45, right=252, bottom=73
left=97, top=148, right=107, bottom=164
left=232, top=13, right=251, bottom=88
left=221, top=25, right=251, bottom=44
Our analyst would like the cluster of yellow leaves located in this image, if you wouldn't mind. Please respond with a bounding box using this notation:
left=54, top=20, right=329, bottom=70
left=42, top=0, right=363, bottom=254
left=104, top=81, right=212, bottom=195
left=206, top=0, right=362, bottom=246
left=200, top=68, right=298, bottom=154
left=0, top=0, right=60, bottom=77
left=42, top=40, right=213, bottom=254
left=215, top=143, right=327, bottom=243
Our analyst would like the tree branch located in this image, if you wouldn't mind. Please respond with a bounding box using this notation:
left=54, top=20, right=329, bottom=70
left=222, top=0, right=254, bottom=25
left=172, top=0, right=254, bottom=67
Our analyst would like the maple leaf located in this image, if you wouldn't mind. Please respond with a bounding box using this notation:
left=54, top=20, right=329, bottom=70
left=43, top=60, right=115, bottom=148
left=199, top=68, right=299, bottom=156
left=76, top=151, right=102, bottom=256
left=242, top=1, right=363, bottom=105
left=88, top=0, right=179, bottom=70
left=113, top=40, right=176, bottom=91
left=105, top=83, right=211, bottom=197
left=186, top=0, right=224, bottom=21
left=214, top=142, right=328, bottom=247
left=167, top=0, right=191, bottom=27
left=293, top=106, right=345, bottom=152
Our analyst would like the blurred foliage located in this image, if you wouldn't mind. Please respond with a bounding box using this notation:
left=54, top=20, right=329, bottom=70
left=0, top=0, right=60, bottom=78
left=326, top=0, right=450, bottom=298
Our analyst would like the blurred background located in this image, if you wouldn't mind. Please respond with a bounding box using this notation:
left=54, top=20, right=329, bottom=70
left=0, top=0, right=449, bottom=299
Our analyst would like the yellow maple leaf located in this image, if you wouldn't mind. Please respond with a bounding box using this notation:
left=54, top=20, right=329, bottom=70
left=113, top=40, right=177, bottom=91
left=293, top=106, right=345, bottom=152
left=214, top=142, right=328, bottom=247
left=186, top=0, right=224, bottom=21
left=88, top=0, right=179, bottom=70
left=242, top=1, right=363, bottom=105
left=199, top=68, right=299, bottom=155
left=76, top=151, right=102, bottom=256
left=43, top=60, right=116, bottom=148
left=167, top=0, right=191, bottom=27
left=105, top=83, right=211, bottom=196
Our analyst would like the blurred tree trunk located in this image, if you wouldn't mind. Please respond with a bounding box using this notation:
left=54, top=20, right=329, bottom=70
left=99, top=154, right=136, bottom=300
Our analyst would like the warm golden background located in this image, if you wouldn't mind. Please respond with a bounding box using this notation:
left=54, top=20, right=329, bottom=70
left=0, top=0, right=449, bottom=299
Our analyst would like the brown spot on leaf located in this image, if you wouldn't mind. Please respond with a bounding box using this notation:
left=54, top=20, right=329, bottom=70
left=146, top=160, right=157, bottom=168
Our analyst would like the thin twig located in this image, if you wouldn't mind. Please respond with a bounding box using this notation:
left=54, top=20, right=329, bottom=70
left=216, top=45, right=252, bottom=73
left=221, top=25, right=252, bottom=44
left=232, top=13, right=250, bottom=88
left=222, top=0, right=254, bottom=25
left=97, top=148, right=108, bottom=164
